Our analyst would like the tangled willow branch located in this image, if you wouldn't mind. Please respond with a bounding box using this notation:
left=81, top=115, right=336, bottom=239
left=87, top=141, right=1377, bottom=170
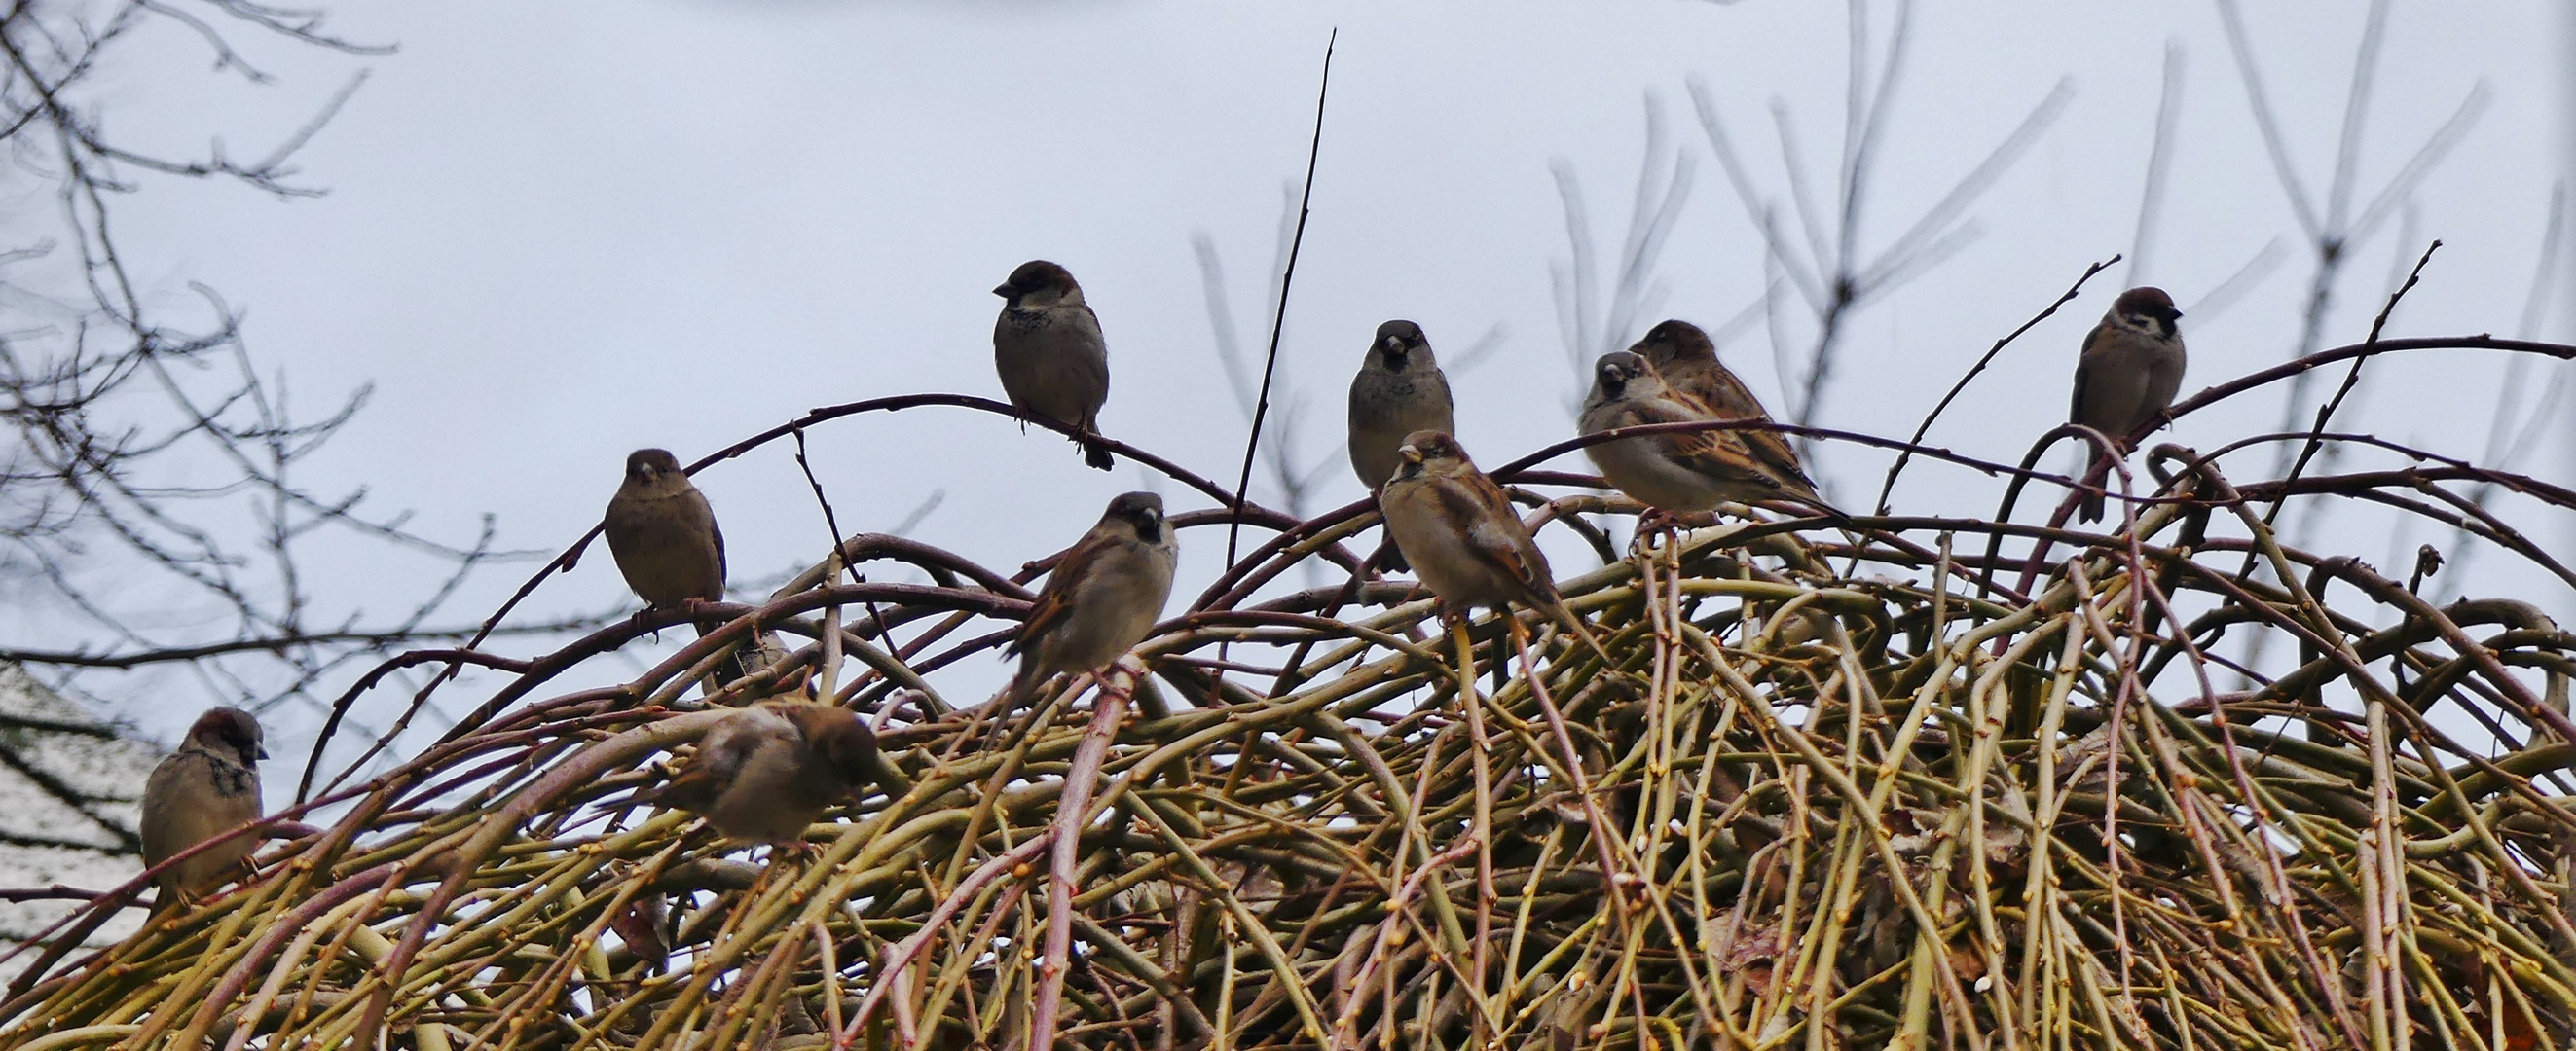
left=5, top=335, right=2576, bottom=1051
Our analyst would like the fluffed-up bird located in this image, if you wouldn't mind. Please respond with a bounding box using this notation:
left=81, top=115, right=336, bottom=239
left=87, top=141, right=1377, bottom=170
left=1348, top=320, right=1456, bottom=491
left=140, top=707, right=267, bottom=903
left=993, top=260, right=1114, bottom=470
left=604, top=449, right=770, bottom=687
left=1631, top=319, right=1819, bottom=496
left=1579, top=351, right=1831, bottom=517
left=2069, top=287, right=2187, bottom=522
left=1002, top=491, right=1178, bottom=709
left=1347, top=319, right=1455, bottom=572
left=1379, top=430, right=1608, bottom=661
left=651, top=701, right=890, bottom=848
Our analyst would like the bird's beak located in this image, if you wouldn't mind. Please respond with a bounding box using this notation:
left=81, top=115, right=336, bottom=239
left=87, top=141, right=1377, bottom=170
left=991, top=284, right=1013, bottom=298
left=1398, top=445, right=1423, bottom=464
left=257, top=745, right=271, bottom=760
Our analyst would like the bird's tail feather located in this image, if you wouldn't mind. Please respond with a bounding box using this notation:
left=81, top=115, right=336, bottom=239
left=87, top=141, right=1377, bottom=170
left=692, top=620, right=770, bottom=690
left=1369, top=534, right=1410, bottom=574
left=2077, top=453, right=2113, bottom=524
left=1545, top=600, right=1619, bottom=669
left=995, top=660, right=1045, bottom=715
left=1081, top=436, right=1114, bottom=471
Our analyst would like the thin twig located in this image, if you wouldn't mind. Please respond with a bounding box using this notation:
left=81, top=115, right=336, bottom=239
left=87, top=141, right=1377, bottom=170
left=1222, top=29, right=1336, bottom=572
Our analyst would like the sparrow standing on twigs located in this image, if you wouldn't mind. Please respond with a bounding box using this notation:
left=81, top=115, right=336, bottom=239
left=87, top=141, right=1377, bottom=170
left=2069, top=287, right=2187, bottom=523
left=1348, top=320, right=1456, bottom=491
left=994, top=260, right=1114, bottom=470
left=1579, top=351, right=1831, bottom=519
left=140, top=707, right=266, bottom=904
left=1379, top=430, right=1610, bottom=662
left=1348, top=320, right=1455, bottom=573
left=650, top=701, right=890, bottom=848
left=1001, top=491, right=1178, bottom=710
left=604, top=449, right=764, bottom=686
left=1631, top=319, right=1820, bottom=499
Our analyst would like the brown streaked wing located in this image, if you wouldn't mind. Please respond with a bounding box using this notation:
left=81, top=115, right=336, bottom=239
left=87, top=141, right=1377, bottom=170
left=1010, top=532, right=1107, bottom=657
left=1621, top=398, right=1781, bottom=491
left=1453, top=471, right=1555, bottom=598
left=1737, top=428, right=1821, bottom=500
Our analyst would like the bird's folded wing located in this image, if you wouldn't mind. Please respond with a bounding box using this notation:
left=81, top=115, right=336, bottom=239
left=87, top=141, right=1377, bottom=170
left=1738, top=426, right=1820, bottom=499
left=1457, top=475, right=1550, bottom=592
left=1011, top=534, right=1101, bottom=656
left=1619, top=401, right=1782, bottom=491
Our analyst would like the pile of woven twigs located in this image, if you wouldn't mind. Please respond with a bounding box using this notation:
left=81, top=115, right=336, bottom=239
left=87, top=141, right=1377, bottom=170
left=6, top=333, right=2576, bottom=1051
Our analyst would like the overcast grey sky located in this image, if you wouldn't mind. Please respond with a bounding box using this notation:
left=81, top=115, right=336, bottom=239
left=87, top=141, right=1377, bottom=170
left=21, top=2, right=2572, bottom=780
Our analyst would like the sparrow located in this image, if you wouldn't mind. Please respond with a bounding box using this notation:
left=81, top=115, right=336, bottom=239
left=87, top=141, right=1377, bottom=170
left=1630, top=319, right=1819, bottom=498
left=1379, top=430, right=1608, bottom=660
left=993, top=260, right=1114, bottom=470
left=604, top=449, right=763, bottom=686
left=2069, top=287, right=2187, bottom=522
left=1347, top=320, right=1457, bottom=491
left=1578, top=351, right=1831, bottom=516
left=1002, top=491, right=1178, bottom=708
left=1348, top=320, right=1455, bottom=573
left=652, top=701, right=889, bottom=847
left=140, top=707, right=267, bottom=902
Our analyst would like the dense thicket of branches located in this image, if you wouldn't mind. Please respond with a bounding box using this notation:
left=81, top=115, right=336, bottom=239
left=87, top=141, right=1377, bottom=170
left=2, top=319, right=2573, bottom=1048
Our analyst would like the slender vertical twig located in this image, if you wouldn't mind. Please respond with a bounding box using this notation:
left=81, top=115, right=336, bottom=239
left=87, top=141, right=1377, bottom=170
left=1222, top=29, right=1335, bottom=572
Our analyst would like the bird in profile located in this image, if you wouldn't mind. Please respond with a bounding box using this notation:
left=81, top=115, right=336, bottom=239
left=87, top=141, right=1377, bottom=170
left=1347, top=319, right=1455, bottom=573
left=651, top=702, right=891, bottom=848
left=1579, top=351, right=1832, bottom=518
left=140, top=707, right=266, bottom=905
left=1378, top=430, right=1609, bottom=661
left=603, top=449, right=765, bottom=687
left=2069, top=287, right=2187, bottom=523
left=1630, top=319, right=1820, bottom=500
left=1001, top=491, right=1179, bottom=710
left=993, top=260, right=1114, bottom=470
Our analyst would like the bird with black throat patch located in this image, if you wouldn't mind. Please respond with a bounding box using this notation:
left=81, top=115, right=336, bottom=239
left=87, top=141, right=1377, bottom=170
left=993, top=260, right=1114, bottom=470
left=1000, top=491, right=1178, bottom=711
left=1347, top=319, right=1455, bottom=572
left=1579, top=351, right=1832, bottom=521
left=1348, top=320, right=1456, bottom=492
left=140, top=707, right=267, bottom=906
left=2069, top=287, right=2187, bottom=523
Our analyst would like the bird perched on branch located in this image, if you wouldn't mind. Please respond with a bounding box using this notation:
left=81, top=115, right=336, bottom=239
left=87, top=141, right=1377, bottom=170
left=1630, top=319, right=1819, bottom=497
left=1379, top=430, right=1609, bottom=662
left=2069, top=287, right=2187, bottom=523
left=1579, top=351, right=1832, bottom=518
left=1001, top=491, right=1178, bottom=710
left=649, top=701, right=890, bottom=848
left=140, top=707, right=266, bottom=905
left=1348, top=320, right=1456, bottom=492
left=993, top=260, right=1114, bottom=470
left=1348, top=319, right=1455, bottom=572
left=603, top=449, right=772, bottom=688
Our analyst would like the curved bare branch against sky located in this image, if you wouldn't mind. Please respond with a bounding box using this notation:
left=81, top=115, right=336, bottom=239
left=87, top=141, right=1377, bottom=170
left=5, top=1, right=2569, bottom=789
